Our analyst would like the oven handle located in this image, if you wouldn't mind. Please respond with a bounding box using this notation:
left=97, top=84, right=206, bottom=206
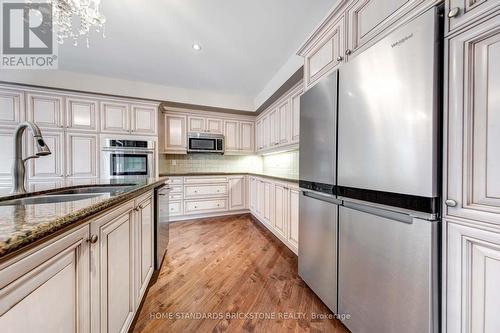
left=102, top=148, right=154, bottom=154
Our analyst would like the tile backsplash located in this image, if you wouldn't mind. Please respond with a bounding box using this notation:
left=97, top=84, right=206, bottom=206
left=159, top=149, right=299, bottom=179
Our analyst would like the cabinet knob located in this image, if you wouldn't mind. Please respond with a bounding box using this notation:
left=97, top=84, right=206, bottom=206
left=448, top=7, right=460, bottom=18
left=345, top=49, right=352, bottom=55
left=87, top=234, right=98, bottom=244
left=445, top=199, right=457, bottom=207
left=336, top=56, right=344, bottom=62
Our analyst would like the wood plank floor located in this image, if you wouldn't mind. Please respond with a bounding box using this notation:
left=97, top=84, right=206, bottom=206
left=130, top=214, right=349, bottom=333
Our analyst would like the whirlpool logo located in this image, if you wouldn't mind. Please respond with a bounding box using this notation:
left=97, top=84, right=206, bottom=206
left=391, top=33, right=414, bottom=48
left=1, top=1, right=58, bottom=69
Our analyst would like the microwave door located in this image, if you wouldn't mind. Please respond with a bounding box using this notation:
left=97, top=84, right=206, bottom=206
left=189, top=138, right=215, bottom=151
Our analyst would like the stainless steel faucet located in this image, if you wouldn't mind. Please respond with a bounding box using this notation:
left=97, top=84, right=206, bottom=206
left=11, top=121, right=51, bottom=194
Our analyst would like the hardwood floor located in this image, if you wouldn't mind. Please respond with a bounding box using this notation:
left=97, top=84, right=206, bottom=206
left=130, top=214, right=349, bottom=333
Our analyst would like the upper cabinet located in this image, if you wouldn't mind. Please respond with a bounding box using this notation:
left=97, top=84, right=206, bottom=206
left=100, top=101, right=130, bottom=133
left=188, top=116, right=223, bottom=134
left=446, top=0, right=499, bottom=34
left=224, top=120, right=254, bottom=154
left=101, top=100, right=158, bottom=135
left=0, top=88, right=23, bottom=127
left=26, top=93, right=64, bottom=130
left=239, top=121, right=254, bottom=154
left=66, top=97, right=98, bottom=132
left=206, top=118, right=223, bottom=134
left=131, top=104, right=157, bottom=135
left=163, top=113, right=187, bottom=154
left=256, top=83, right=301, bottom=154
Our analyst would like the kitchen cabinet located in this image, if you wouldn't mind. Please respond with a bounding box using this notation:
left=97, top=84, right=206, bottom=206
left=446, top=0, right=499, bottom=34
left=163, top=113, right=187, bottom=154
left=256, top=179, right=265, bottom=218
left=188, top=116, right=205, bottom=132
left=66, top=97, right=98, bottom=131
left=131, top=104, right=157, bottom=135
left=444, top=16, right=500, bottom=226
left=100, top=101, right=130, bottom=133
left=90, top=201, right=136, bottom=333
left=0, top=87, right=23, bottom=127
left=255, top=120, right=263, bottom=150
left=66, top=133, right=99, bottom=178
left=184, top=184, right=228, bottom=198
left=225, top=120, right=255, bottom=154
left=28, top=130, right=65, bottom=179
left=134, top=194, right=154, bottom=304
left=445, top=219, right=500, bottom=333
left=288, top=187, right=299, bottom=249
left=0, top=225, right=90, bottom=333
left=188, top=116, right=223, bottom=134
left=278, top=100, right=289, bottom=145
left=290, top=87, right=302, bottom=143
left=224, top=120, right=239, bottom=152
left=0, top=127, right=16, bottom=181
left=273, top=183, right=288, bottom=238
left=26, top=92, right=64, bottom=130
left=239, top=121, right=254, bottom=153
left=184, top=198, right=227, bottom=214
left=229, top=176, right=246, bottom=211
left=249, top=176, right=257, bottom=211
left=206, top=118, right=223, bottom=134
left=264, top=181, right=273, bottom=225
left=269, top=108, right=279, bottom=147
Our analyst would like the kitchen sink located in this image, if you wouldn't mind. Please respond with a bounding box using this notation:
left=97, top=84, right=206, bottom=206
left=46, top=184, right=135, bottom=196
left=0, top=193, right=103, bottom=206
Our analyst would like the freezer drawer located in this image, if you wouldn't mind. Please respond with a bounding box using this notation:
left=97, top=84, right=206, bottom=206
left=338, top=203, right=439, bottom=333
left=298, top=190, right=339, bottom=313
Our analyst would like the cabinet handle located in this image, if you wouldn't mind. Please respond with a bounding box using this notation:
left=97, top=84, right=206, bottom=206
left=87, top=234, right=98, bottom=244
left=336, top=56, right=343, bottom=62
left=445, top=199, right=457, bottom=207
left=448, top=7, right=460, bottom=18
left=345, top=49, right=352, bottom=55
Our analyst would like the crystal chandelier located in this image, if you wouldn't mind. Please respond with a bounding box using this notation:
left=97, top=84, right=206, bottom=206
left=52, top=0, right=106, bottom=47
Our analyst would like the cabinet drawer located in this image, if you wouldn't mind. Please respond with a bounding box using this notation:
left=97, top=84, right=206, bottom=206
left=184, top=176, right=228, bottom=184
left=168, top=201, right=182, bottom=216
left=184, top=184, right=227, bottom=198
left=184, top=198, right=227, bottom=214
left=168, top=193, right=183, bottom=201
left=167, top=177, right=183, bottom=185
left=169, top=185, right=183, bottom=193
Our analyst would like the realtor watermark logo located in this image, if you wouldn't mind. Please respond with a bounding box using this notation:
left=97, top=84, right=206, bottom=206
left=1, top=1, right=58, bottom=69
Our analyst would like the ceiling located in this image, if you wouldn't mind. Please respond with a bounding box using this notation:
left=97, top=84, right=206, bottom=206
left=57, top=0, right=337, bottom=108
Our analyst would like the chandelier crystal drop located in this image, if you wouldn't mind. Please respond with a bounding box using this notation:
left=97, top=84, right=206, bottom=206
left=51, top=0, right=106, bottom=47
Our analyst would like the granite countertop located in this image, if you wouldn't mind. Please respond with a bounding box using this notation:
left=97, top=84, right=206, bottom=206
left=0, top=177, right=167, bottom=259
left=160, top=172, right=299, bottom=183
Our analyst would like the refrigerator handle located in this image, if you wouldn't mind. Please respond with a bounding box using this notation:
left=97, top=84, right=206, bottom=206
left=302, top=190, right=343, bottom=205
left=343, top=200, right=414, bottom=224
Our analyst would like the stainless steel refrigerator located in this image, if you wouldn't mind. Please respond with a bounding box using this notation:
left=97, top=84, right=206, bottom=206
left=298, top=70, right=340, bottom=313
left=337, top=6, right=441, bottom=333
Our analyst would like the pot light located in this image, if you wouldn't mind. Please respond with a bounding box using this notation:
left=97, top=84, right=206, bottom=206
left=192, top=43, right=202, bottom=51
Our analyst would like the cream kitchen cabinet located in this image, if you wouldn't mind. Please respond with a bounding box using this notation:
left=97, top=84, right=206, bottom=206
left=26, top=92, right=64, bottom=130
left=268, top=108, right=279, bottom=147
left=163, top=113, right=187, bottom=154
left=188, top=116, right=223, bottom=134
left=229, top=175, right=246, bottom=211
left=101, top=101, right=157, bottom=135
left=239, top=121, right=255, bottom=153
left=288, top=187, right=300, bottom=250
left=278, top=100, right=290, bottom=145
left=249, top=176, right=257, bottom=211
left=66, top=97, right=98, bottom=132
left=0, top=127, right=16, bottom=181
left=66, top=133, right=99, bottom=178
left=206, top=118, right=223, bottom=134
left=28, top=130, right=65, bottom=179
left=290, top=86, right=302, bottom=144
left=0, top=225, right=91, bottom=333
left=445, top=219, right=500, bottom=333
left=446, top=0, right=499, bottom=34
left=134, top=193, right=154, bottom=304
left=131, top=104, right=157, bottom=135
left=224, top=120, right=239, bottom=152
left=273, top=183, right=288, bottom=238
left=224, top=120, right=255, bottom=154
left=0, top=87, right=23, bottom=127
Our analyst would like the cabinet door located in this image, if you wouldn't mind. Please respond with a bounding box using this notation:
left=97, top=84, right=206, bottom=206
left=305, top=15, right=344, bottom=89
left=66, top=133, right=98, bottom=178
left=346, top=0, right=423, bottom=58
left=28, top=131, right=65, bottom=179
left=240, top=121, right=254, bottom=153
left=0, top=225, right=90, bottom=333
left=26, top=93, right=64, bottom=129
left=100, top=101, right=130, bottom=133
left=257, top=180, right=265, bottom=217
left=91, top=205, right=135, bottom=333
left=206, top=118, right=223, bottom=134
left=131, top=104, right=157, bottom=135
left=264, top=182, right=273, bottom=224
left=229, top=176, right=246, bottom=210
left=135, top=196, right=154, bottom=302
left=268, top=109, right=278, bottom=146
left=188, top=116, right=205, bottom=132
left=0, top=128, right=16, bottom=181
left=0, top=88, right=23, bottom=127
left=273, top=184, right=288, bottom=238
left=290, top=89, right=302, bottom=143
left=288, top=188, right=299, bottom=249
left=445, top=18, right=500, bottom=225
left=164, top=114, right=187, bottom=153
left=445, top=220, right=500, bottom=333
left=224, top=120, right=239, bottom=152
left=249, top=177, right=257, bottom=212
left=255, top=120, right=262, bottom=151
left=447, top=0, right=499, bottom=33
left=66, top=97, right=98, bottom=131
left=278, top=100, right=289, bottom=145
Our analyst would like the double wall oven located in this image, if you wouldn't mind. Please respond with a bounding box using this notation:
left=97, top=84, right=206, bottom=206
left=101, top=139, right=155, bottom=179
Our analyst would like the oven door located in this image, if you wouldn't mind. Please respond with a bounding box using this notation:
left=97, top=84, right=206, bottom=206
left=102, top=149, right=154, bottom=178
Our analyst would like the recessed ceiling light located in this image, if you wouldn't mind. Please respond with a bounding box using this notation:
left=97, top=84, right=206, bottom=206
left=192, top=43, right=202, bottom=51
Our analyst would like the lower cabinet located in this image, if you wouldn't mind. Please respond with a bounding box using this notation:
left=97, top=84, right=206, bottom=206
left=229, top=176, right=246, bottom=211
left=0, top=190, right=155, bottom=333
left=445, top=219, right=500, bottom=333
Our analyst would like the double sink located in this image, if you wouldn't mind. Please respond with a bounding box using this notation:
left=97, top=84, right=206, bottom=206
left=0, top=184, right=136, bottom=206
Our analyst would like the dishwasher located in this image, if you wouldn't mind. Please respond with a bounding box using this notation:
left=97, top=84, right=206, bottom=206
left=154, top=184, right=170, bottom=270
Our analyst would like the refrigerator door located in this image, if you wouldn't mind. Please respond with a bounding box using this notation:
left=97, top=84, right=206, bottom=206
left=299, top=71, right=338, bottom=190
left=298, top=190, right=340, bottom=313
left=338, top=7, right=440, bottom=198
left=338, top=203, right=439, bottom=333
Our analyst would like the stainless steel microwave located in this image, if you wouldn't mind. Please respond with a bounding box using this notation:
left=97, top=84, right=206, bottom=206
left=187, top=133, right=224, bottom=153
